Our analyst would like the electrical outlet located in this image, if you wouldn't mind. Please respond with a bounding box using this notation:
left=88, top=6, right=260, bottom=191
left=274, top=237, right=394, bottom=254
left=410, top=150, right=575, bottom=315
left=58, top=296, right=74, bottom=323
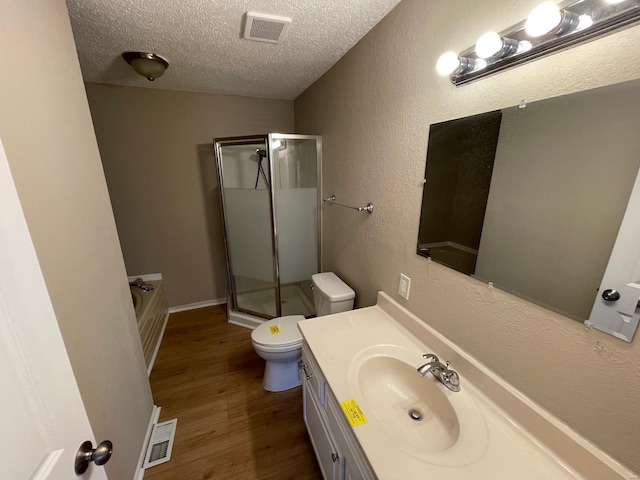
left=398, top=273, right=411, bottom=300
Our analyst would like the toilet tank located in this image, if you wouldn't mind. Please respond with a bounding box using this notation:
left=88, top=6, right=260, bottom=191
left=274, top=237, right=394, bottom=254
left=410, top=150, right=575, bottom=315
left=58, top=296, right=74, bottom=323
left=311, top=272, right=355, bottom=317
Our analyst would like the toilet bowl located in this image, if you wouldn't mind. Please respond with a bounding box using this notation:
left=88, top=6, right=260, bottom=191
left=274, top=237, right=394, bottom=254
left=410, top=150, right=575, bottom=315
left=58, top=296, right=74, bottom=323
left=251, top=272, right=355, bottom=392
left=251, top=315, right=305, bottom=391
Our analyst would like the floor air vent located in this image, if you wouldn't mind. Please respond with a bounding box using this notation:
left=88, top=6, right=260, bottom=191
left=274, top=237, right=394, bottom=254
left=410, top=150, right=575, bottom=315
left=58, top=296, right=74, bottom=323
left=243, top=12, right=292, bottom=44
left=143, top=419, right=177, bottom=469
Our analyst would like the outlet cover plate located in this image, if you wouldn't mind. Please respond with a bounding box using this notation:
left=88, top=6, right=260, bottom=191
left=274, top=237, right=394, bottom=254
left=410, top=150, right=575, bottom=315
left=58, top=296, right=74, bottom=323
left=399, top=274, right=411, bottom=300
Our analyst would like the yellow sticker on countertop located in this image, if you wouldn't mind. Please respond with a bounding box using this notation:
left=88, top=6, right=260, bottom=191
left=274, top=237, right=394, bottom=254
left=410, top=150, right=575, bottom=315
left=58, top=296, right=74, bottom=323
left=340, top=399, right=367, bottom=426
left=269, top=325, right=280, bottom=334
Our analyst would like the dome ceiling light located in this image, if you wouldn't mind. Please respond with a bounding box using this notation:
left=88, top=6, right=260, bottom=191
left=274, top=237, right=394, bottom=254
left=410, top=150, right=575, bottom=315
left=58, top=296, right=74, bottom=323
left=122, top=52, right=169, bottom=82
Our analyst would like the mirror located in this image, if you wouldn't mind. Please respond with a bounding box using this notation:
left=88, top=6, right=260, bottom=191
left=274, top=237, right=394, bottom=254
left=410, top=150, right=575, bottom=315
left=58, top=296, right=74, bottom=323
left=418, top=79, right=640, bottom=332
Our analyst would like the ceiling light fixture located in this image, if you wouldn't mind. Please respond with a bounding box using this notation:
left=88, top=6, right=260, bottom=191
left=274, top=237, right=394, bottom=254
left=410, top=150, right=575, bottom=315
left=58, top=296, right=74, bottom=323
left=435, top=0, right=640, bottom=86
left=122, top=52, right=169, bottom=82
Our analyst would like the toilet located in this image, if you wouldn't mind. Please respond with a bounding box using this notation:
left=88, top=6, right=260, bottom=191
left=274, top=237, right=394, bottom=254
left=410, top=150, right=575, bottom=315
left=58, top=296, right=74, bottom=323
left=251, top=272, right=355, bottom=392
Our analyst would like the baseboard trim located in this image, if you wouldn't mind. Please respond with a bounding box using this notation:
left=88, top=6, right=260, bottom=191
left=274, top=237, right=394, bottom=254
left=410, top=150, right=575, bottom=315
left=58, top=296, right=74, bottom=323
left=168, top=298, right=226, bottom=314
left=134, top=405, right=161, bottom=480
left=128, top=273, right=163, bottom=282
left=228, top=308, right=264, bottom=330
left=147, top=312, right=170, bottom=376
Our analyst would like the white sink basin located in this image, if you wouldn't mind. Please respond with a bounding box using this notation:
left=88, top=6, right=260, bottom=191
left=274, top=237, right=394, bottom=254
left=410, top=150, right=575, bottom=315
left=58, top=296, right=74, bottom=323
left=357, top=355, right=460, bottom=451
left=350, top=345, right=488, bottom=467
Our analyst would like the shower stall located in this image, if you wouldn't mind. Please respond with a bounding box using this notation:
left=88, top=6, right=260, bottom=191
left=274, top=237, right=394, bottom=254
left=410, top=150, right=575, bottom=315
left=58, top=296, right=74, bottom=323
left=214, top=134, right=322, bottom=326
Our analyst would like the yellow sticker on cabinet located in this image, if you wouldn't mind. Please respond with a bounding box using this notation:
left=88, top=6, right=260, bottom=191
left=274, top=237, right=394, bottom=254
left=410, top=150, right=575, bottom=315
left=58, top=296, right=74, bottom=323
left=269, top=325, right=280, bottom=334
left=340, top=399, right=367, bottom=426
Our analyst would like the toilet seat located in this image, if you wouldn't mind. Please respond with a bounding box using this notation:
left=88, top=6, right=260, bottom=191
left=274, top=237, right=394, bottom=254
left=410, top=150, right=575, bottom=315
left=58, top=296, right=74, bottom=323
left=251, top=315, right=304, bottom=349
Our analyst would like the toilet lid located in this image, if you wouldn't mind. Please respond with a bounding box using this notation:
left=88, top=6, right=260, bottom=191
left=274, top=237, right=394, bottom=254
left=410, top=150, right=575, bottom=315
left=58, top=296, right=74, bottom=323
left=251, top=315, right=304, bottom=347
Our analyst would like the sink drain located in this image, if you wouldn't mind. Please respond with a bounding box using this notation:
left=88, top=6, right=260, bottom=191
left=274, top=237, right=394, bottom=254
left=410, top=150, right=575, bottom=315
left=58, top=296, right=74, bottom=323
left=408, top=409, right=422, bottom=421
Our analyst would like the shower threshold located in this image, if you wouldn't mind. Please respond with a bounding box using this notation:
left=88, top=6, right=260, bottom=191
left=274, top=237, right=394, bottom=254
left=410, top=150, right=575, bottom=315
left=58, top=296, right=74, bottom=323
left=228, top=283, right=314, bottom=329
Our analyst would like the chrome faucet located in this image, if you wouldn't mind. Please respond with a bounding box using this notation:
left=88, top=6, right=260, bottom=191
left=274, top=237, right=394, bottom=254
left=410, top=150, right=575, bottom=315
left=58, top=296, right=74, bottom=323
left=129, top=278, right=154, bottom=292
left=417, top=353, right=460, bottom=392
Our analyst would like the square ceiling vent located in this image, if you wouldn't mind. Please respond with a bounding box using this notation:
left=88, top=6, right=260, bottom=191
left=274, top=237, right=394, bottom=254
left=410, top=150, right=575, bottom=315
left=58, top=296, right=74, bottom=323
left=243, top=12, right=291, bottom=44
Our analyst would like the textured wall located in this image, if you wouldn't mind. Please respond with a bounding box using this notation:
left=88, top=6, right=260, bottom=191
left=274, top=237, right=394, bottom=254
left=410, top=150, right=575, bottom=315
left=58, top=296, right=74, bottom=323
left=295, top=0, right=640, bottom=473
left=0, top=1, right=153, bottom=478
left=85, top=84, right=293, bottom=307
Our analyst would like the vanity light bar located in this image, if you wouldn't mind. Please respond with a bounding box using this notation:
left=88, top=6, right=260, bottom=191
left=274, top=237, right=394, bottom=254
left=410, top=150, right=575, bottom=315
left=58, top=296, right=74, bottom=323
left=438, top=0, right=640, bottom=86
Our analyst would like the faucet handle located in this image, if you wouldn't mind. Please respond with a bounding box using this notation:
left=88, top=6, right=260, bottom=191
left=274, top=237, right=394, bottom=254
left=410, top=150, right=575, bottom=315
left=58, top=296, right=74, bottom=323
left=443, top=370, right=461, bottom=391
left=422, top=353, right=439, bottom=363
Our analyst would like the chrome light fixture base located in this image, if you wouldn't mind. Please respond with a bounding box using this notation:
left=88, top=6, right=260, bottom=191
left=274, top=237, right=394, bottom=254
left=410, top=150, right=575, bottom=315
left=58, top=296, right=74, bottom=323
left=122, top=51, right=169, bottom=81
left=445, top=0, right=640, bottom=86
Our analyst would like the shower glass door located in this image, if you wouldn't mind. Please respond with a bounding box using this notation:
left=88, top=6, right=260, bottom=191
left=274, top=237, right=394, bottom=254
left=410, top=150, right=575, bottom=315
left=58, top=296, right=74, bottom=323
left=215, top=136, right=279, bottom=318
left=270, top=134, right=321, bottom=317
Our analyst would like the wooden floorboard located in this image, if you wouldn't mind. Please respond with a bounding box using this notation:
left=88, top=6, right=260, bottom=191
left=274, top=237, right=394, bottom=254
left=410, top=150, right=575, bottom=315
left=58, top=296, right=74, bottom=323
left=144, top=305, right=323, bottom=480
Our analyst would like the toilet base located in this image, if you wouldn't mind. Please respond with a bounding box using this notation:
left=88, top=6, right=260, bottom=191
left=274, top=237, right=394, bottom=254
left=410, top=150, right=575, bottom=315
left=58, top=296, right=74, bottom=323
left=262, top=359, right=302, bottom=392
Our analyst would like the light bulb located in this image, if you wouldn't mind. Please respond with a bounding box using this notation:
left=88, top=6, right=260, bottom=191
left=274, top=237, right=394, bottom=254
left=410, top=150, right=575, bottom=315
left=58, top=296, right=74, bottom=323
left=605, top=0, right=626, bottom=3
left=436, top=52, right=462, bottom=76
left=517, top=40, right=533, bottom=54
left=475, top=32, right=518, bottom=59
left=576, top=14, right=593, bottom=31
left=475, top=32, right=504, bottom=58
left=525, top=2, right=562, bottom=37
left=474, top=59, right=488, bottom=71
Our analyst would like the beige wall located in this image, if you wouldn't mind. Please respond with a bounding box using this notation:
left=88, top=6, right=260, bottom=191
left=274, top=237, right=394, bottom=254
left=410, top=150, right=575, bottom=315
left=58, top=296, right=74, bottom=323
left=0, top=1, right=153, bottom=478
left=295, top=0, right=640, bottom=473
left=85, top=84, right=294, bottom=307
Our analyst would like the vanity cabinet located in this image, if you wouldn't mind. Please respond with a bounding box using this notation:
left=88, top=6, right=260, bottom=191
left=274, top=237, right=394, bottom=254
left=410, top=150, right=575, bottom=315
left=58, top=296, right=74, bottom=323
left=297, top=295, right=635, bottom=479
left=301, top=342, right=376, bottom=480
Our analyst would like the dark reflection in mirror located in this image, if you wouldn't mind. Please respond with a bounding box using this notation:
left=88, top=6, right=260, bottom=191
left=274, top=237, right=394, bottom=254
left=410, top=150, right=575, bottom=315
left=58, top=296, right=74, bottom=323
left=417, top=81, right=640, bottom=322
left=418, top=111, right=502, bottom=275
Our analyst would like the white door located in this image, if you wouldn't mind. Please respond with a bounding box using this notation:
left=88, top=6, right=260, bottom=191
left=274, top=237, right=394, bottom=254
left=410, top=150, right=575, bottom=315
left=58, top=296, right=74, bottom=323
left=0, top=138, right=109, bottom=480
left=587, top=167, right=640, bottom=342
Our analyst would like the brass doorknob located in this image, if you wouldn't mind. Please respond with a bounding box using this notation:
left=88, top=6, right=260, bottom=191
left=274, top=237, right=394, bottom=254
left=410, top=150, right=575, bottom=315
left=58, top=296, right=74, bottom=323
left=75, top=440, right=113, bottom=475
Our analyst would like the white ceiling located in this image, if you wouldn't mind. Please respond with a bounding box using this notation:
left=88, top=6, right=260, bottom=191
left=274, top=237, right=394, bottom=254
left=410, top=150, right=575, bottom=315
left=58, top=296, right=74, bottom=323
left=66, top=0, right=402, bottom=100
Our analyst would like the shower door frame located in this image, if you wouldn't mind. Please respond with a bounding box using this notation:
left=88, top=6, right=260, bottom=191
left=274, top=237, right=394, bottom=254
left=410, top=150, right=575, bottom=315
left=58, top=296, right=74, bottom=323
left=215, top=134, right=276, bottom=320
left=214, top=133, right=322, bottom=321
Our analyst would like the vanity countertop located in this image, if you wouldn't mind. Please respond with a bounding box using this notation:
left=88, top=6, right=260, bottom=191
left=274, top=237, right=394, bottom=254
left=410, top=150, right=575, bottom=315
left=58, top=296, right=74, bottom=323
left=298, top=292, right=635, bottom=480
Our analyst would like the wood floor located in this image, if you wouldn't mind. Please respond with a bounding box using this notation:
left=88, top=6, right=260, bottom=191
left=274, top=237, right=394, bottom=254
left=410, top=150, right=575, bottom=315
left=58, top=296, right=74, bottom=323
left=144, top=305, right=323, bottom=480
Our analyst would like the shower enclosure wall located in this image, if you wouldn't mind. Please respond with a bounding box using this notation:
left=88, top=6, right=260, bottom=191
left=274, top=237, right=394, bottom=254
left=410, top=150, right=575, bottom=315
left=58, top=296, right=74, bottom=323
left=214, top=134, right=321, bottom=325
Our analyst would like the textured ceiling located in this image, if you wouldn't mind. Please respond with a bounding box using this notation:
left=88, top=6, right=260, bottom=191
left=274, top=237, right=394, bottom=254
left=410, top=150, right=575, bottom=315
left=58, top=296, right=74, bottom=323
left=66, top=0, right=402, bottom=99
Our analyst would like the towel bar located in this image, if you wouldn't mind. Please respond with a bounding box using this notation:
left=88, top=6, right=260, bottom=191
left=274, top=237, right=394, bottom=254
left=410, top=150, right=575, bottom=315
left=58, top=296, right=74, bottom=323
left=323, top=195, right=374, bottom=214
